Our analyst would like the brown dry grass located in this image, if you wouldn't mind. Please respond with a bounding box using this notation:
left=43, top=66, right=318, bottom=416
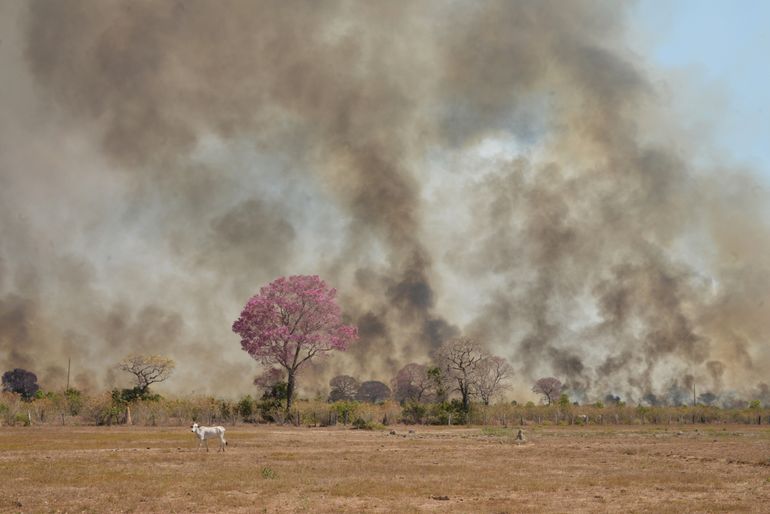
left=1, top=424, right=769, bottom=513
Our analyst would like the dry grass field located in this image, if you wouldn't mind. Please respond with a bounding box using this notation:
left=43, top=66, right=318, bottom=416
left=1, top=424, right=769, bottom=513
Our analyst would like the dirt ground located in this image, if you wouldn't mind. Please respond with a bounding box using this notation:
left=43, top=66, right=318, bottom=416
left=1, top=424, right=769, bottom=513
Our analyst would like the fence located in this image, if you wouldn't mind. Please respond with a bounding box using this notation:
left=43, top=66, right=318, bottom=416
left=2, top=391, right=768, bottom=427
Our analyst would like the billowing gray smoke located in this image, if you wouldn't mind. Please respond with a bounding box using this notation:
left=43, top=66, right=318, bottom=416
left=1, top=0, right=768, bottom=401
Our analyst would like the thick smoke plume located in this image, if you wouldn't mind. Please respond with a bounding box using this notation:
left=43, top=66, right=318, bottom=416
left=1, top=0, right=768, bottom=401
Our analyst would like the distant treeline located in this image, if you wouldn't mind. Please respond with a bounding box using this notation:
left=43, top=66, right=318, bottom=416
left=1, top=390, right=769, bottom=428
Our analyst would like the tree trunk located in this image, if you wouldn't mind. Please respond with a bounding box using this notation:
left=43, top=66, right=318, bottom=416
left=286, top=370, right=296, bottom=414
left=460, top=382, right=470, bottom=415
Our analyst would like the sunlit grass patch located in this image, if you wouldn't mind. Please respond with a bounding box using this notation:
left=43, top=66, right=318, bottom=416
left=1, top=425, right=769, bottom=512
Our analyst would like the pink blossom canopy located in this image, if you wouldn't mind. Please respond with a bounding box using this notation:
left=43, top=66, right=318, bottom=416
left=232, top=275, right=358, bottom=371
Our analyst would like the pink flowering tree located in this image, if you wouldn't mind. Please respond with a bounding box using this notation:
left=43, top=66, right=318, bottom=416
left=232, top=275, right=358, bottom=412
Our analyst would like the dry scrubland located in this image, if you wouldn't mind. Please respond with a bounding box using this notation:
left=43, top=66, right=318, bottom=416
left=1, top=425, right=769, bottom=513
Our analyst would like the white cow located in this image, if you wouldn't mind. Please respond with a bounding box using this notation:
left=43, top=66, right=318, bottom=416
left=191, top=422, right=227, bottom=452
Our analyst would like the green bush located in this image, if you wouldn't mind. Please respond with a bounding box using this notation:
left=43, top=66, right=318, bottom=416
left=257, top=397, right=284, bottom=423
left=65, top=388, right=83, bottom=415
left=401, top=401, right=427, bottom=424
left=237, top=395, right=255, bottom=422
left=429, top=400, right=466, bottom=425
left=331, top=400, right=359, bottom=425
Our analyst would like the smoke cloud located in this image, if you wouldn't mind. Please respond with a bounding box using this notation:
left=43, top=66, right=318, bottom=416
left=1, top=0, right=768, bottom=401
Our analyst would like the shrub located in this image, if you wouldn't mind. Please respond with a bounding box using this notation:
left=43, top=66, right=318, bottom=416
left=14, top=413, right=30, bottom=426
left=401, top=401, right=428, bottom=424
left=257, top=397, right=284, bottom=423
left=0, top=392, right=23, bottom=425
left=83, top=392, right=123, bottom=425
left=351, top=417, right=384, bottom=430
left=331, top=400, right=360, bottom=425
left=351, top=417, right=370, bottom=429
left=429, top=400, right=466, bottom=425
left=237, top=395, right=255, bottom=422
left=65, top=388, right=84, bottom=416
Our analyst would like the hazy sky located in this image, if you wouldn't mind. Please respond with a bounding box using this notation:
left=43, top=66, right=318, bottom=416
left=634, top=0, right=770, bottom=174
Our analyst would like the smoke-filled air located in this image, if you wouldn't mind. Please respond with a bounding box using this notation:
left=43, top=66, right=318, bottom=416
left=1, top=0, right=768, bottom=404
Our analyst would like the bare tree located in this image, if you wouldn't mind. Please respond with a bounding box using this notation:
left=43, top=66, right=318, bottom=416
left=532, top=377, right=562, bottom=406
left=391, top=363, right=434, bottom=404
left=328, top=375, right=360, bottom=402
left=474, top=356, right=513, bottom=405
left=118, top=355, right=175, bottom=394
left=438, top=337, right=485, bottom=412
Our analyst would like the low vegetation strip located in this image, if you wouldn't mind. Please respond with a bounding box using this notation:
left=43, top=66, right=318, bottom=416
left=2, top=389, right=769, bottom=429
